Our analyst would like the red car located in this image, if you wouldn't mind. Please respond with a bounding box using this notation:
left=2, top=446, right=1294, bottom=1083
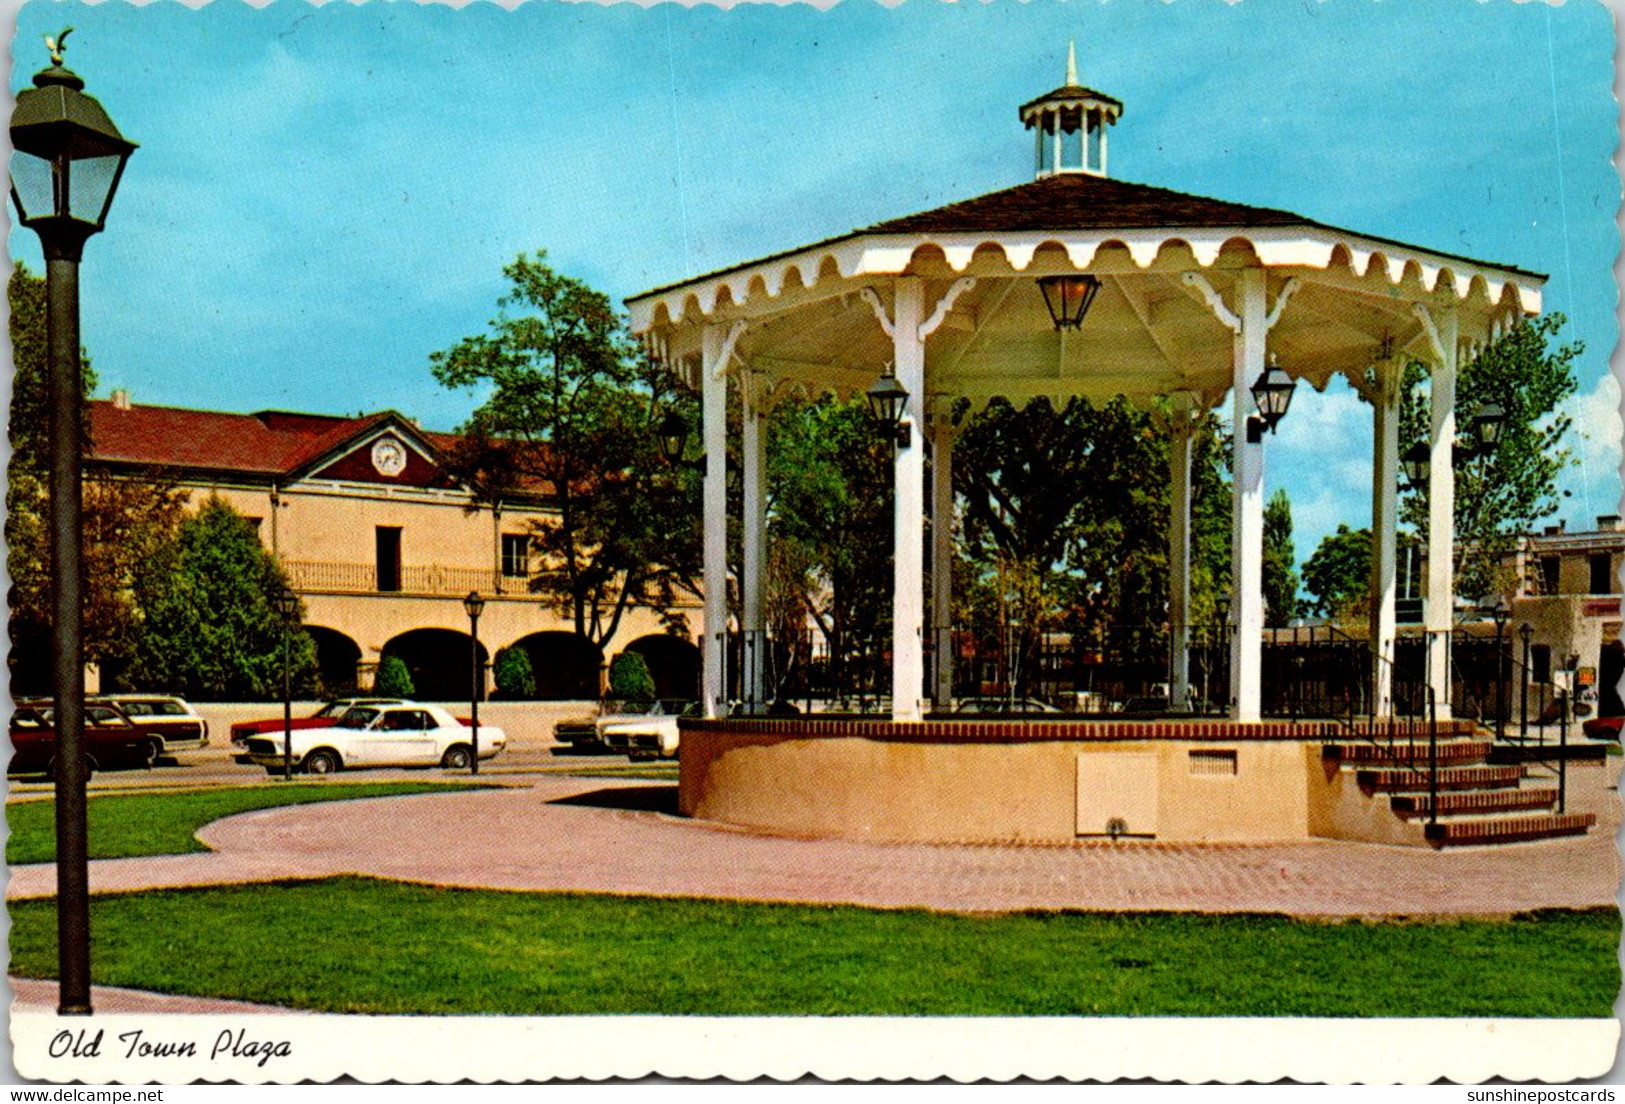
left=8, top=701, right=165, bottom=776
left=230, top=698, right=408, bottom=748
left=1582, top=715, right=1623, bottom=742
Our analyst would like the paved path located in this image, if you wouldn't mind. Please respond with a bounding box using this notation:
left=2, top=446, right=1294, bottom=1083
left=9, top=765, right=1620, bottom=918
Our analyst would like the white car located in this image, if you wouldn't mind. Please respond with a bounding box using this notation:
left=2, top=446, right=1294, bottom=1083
left=243, top=703, right=505, bottom=775
left=596, top=699, right=693, bottom=761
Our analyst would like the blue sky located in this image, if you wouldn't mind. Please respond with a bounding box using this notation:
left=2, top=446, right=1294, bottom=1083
left=8, top=0, right=1620, bottom=561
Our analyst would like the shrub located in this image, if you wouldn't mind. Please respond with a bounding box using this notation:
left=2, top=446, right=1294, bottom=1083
left=492, top=646, right=536, bottom=699
left=608, top=651, right=655, bottom=700
left=374, top=655, right=415, bottom=697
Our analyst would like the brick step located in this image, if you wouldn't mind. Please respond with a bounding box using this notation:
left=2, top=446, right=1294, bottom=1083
left=1325, top=740, right=1493, bottom=766
left=1423, top=813, right=1597, bottom=848
left=1356, top=765, right=1523, bottom=793
left=1389, top=788, right=1558, bottom=819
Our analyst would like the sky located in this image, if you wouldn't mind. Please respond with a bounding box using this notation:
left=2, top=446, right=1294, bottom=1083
left=6, top=0, right=1621, bottom=562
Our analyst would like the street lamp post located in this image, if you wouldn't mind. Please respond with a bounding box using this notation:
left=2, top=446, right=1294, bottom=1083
left=464, top=592, right=486, bottom=774
left=10, top=32, right=137, bottom=1017
left=275, top=588, right=301, bottom=782
left=1518, top=622, right=1534, bottom=741
left=1489, top=600, right=1509, bottom=743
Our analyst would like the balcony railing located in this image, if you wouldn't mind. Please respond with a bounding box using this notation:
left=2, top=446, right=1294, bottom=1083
left=284, top=559, right=506, bottom=597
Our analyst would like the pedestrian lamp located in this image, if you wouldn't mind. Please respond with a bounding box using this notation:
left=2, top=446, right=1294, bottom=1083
left=1486, top=599, right=1510, bottom=741
left=1245, top=356, right=1297, bottom=443
left=866, top=371, right=912, bottom=447
left=657, top=411, right=691, bottom=467
left=1518, top=622, right=1535, bottom=740
left=1468, top=402, right=1507, bottom=454
left=1401, top=442, right=1431, bottom=492
left=275, top=587, right=301, bottom=783
left=463, top=591, right=486, bottom=774
left=10, top=31, right=136, bottom=1018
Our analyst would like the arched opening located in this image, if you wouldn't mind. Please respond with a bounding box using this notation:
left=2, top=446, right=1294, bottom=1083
left=306, top=626, right=362, bottom=697
left=512, top=632, right=603, bottom=700
left=8, top=623, right=51, bottom=699
left=623, top=633, right=701, bottom=700
left=381, top=628, right=487, bottom=702
left=1600, top=639, right=1623, bottom=718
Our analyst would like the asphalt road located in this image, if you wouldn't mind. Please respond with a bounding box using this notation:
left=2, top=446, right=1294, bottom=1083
left=6, top=699, right=651, bottom=795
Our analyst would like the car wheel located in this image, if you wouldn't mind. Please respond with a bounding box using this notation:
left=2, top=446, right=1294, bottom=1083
left=303, top=749, right=341, bottom=776
left=139, top=739, right=162, bottom=770
left=441, top=744, right=473, bottom=771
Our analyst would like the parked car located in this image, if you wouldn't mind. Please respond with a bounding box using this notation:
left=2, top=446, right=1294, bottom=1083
left=230, top=697, right=409, bottom=748
left=953, top=697, right=1063, bottom=715
left=596, top=699, right=694, bottom=761
left=8, top=700, right=165, bottom=775
left=90, top=694, right=208, bottom=754
left=242, top=703, right=505, bottom=775
left=1582, top=714, right=1623, bottom=741
left=553, top=711, right=607, bottom=752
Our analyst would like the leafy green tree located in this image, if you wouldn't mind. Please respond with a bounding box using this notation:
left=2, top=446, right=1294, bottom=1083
left=1263, top=488, right=1300, bottom=627
left=608, top=650, right=656, bottom=700
left=374, top=655, right=415, bottom=698
left=767, top=394, right=894, bottom=697
left=492, top=646, right=536, bottom=699
left=6, top=263, right=185, bottom=692
left=1401, top=314, right=1581, bottom=600
left=430, top=252, right=698, bottom=651
left=119, top=497, right=316, bottom=700
left=1302, top=524, right=1372, bottom=621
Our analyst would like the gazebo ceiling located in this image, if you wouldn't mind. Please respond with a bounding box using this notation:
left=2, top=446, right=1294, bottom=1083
left=628, top=96, right=1545, bottom=411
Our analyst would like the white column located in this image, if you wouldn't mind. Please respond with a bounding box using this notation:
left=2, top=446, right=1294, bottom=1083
left=1369, top=362, right=1400, bottom=716
left=891, top=277, right=927, bottom=722
left=741, top=373, right=768, bottom=711
left=1427, top=308, right=1459, bottom=718
left=1230, top=269, right=1267, bottom=722
left=931, top=411, right=955, bottom=710
left=700, top=325, right=732, bottom=718
left=1168, top=406, right=1194, bottom=711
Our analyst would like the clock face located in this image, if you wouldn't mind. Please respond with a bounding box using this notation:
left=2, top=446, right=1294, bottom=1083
left=371, top=437, right=408, bottom=477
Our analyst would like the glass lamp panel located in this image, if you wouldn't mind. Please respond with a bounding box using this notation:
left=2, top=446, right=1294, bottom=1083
left=67, top=154, right=122, bottom=224
left=10, top=150, right=56, bottom=221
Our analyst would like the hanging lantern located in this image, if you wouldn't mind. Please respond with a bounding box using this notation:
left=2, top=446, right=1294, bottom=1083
left=866, top=372, right=912, bottom=447
left=1037, top=274, right=1101, bottom=331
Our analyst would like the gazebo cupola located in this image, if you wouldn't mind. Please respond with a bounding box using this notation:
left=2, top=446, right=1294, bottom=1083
left=1019, top=43, right=1123, bottom=179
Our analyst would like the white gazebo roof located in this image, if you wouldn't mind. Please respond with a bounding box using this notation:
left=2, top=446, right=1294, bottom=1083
left=628, top=169, right=1544, bottom=409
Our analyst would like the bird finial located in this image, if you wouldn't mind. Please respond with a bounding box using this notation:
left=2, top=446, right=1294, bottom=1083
left=1066, top=40, right=1078, bottom=86
left=45, top=27, right=73, bottom=66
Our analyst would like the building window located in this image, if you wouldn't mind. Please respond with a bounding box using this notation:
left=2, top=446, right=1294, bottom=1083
left=1590, top=553, right=1613, bottom=595
left=501, top=533, right=530, bottom=579
left=242, top=516, right=263, bottom=535
left=1541, top=556, right=1561, bottom=595
left=376, top=527, right=401, bottom=593
left=1532, top=645, right=1551, bottom=685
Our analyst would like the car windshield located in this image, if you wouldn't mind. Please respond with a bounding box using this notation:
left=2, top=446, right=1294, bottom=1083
left=337, top=708, right=379, bottom=729
left=313, top=702, right=350, bottom=718
left=602, top=700, right=656, bottom=715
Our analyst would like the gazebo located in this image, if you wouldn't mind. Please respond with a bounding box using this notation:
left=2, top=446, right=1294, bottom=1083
left=625, top=53, right=1574, bottom=846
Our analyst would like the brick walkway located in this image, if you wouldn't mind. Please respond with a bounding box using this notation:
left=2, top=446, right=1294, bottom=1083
left=8, top=764, right=1620, bottom=917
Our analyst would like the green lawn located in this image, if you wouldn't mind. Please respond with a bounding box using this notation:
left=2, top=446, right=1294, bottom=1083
left=6, top=783, right=489, bottom=865
left=8, top=878, right=1617, bottom=1017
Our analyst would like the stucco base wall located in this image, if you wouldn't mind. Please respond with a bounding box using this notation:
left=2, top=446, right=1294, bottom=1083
left=678, top=721, right=1341, bottom=844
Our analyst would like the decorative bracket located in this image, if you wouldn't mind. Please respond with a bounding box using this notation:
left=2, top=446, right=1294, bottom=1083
left=1264, top=277, right=1300, bottom=332
left=1181, top=273, right=1241, bottom=333
left=860, top=287, right=895, bottom=339
left=710, top=320, right=748, bottom=380
left=919, top=277, right=977, bottom=340
left=1411, top=304, right=1448, bottom=366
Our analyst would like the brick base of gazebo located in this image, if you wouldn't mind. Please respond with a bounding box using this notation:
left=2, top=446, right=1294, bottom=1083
left=674, top=717, right=1590, bottom=848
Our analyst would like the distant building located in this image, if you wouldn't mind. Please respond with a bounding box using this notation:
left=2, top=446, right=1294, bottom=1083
left=67, top=391, right=700, bottom=700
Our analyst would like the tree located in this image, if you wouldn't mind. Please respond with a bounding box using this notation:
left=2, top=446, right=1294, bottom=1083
left=6, top=263, right=186, bottom=692
left=374, top=655, right=415, bottom=698
left=1302, top=524, right=1372, bottom=621
left=767, top=394, right=895, bottom=698
left=118, top=497, right=317, bottom=700
left=1401, top=314, right=1582, bottom=600
left=430, top=252, right=698, bottom=652
left=1262, top=488, right=1300, bottom=627
left=608, top=650, right=656, bottom=700
left=492, top=646, right=536, bottom=698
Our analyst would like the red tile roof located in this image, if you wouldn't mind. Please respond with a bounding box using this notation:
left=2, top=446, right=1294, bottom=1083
left=88, top=401, right=367, bottom=476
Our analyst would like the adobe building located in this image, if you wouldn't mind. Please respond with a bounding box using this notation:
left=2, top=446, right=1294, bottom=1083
left=74, top=391, right=700, bottom=700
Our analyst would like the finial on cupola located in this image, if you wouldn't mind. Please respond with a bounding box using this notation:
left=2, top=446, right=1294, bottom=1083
left=1019, top=43, right=1123, bottom=179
